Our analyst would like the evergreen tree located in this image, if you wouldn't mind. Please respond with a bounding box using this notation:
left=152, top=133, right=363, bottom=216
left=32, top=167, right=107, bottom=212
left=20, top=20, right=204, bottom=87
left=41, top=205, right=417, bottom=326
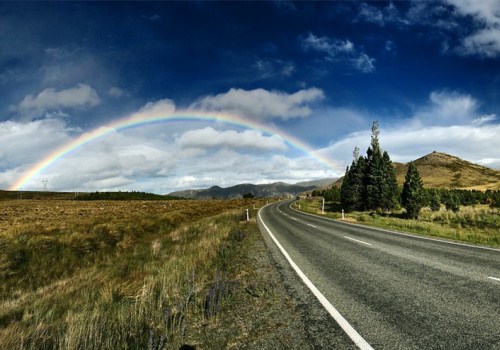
left=380, top=151, right=400, bottom=210
left=365, top=145, right=383, bottom=210
left=429, top=190, right=441, bottom=211
left=340, top=165, right=353, bottom=209
left=491, top=191, right=500, bottom=208
left=401, top=162, right=425, bottom=219
left=444, top=192, right=460, bottom=213
left=341, top=121, right=399, bottom=212
left=341, top=147, right=366, bottom=211
left=365, top=121, right=398, bottom=211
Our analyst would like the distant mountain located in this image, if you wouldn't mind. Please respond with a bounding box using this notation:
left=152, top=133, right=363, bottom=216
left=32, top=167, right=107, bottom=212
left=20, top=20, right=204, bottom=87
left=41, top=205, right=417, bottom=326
left=294, top=178, right=338, bottom=188
left=168, top=180, right=337, bottom=199
left=333, top=151, right=500, bottom=190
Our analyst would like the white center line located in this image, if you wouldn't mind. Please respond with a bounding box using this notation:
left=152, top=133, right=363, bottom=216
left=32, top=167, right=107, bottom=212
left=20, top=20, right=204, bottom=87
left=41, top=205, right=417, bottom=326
left=488, top=276, right=500, bottom=282
left=344, top=236, right=373, bottom=246
left=290, top=217, right=298, bottom=221
left=307, top=223, right=317, bottom=228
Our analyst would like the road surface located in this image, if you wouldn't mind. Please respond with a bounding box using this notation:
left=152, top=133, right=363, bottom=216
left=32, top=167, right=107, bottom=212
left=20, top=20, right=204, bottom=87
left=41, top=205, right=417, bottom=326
left=258, top=200, right=500, bottom=349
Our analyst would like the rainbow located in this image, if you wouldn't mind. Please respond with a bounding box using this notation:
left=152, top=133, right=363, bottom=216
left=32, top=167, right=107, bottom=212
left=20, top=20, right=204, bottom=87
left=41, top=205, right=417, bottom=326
left=10, top=110, right=339, bottom=191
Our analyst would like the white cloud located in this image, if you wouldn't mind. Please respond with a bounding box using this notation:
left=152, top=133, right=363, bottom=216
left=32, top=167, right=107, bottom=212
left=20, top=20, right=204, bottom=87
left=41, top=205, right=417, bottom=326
left=322, top=123, right=500, bottom=171
left=472, top=114, right=496, bottom=126
left=300, top=33, right=375, bottom=73
left=413, top=91, right=479, bottom=126
left=253, top=58, right=295, bottom=80
left=447, top=0, right=500, bottom=57
left=130, top=98, right=176, bottom=119
left=301, top=32, right=354, bottom=56
left=0, top=119, right=72, bottom=168
left=0, top=118, right=74, bottom=189
left=108, top=87, right=127, bottom=98
left=176, top=127, right=288, bottom=151
left=352, top=54, right=376, bottom=73
left=356, top=3, right=385, bottom=26
left=190, top=87, right=324, bottom=120
left=355, top=2, right=409, bottom=27
left=407, top=0, right=500, bottom=58
left=317, top=90, right=500, bottom=171
left=460, top=27, right=500, bottom=58
left=446, top=0, right=500, bottom=29
left=13, top=83, right=100, bottom=116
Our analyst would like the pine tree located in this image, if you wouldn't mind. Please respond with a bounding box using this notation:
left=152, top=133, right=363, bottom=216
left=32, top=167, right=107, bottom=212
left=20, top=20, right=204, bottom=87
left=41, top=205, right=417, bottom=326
left=401, top=162, right=425, bottom=219
left=341, top=147, right=366, bottom=211
left=363, top=121, right=400, bottom=211
left=380, top=151, right=400, bottom=210
left=444, top=192, right=460, bottom=212
left=429, top=190, right=441, bottom=211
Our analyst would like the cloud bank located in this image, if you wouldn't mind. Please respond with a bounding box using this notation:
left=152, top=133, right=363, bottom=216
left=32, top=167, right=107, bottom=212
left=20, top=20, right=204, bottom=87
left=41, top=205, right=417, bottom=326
left=320, top=90, right=500, bottom=169
left=13, top=84, right=100, bottom=117
left=176, top=127, right=287, bottom=151
left=190, top=87, right=324, bottom=120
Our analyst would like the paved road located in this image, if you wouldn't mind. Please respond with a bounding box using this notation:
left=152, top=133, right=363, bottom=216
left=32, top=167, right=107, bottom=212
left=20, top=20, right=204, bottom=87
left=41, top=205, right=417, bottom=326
left=258, top=200, right=500, bottom=349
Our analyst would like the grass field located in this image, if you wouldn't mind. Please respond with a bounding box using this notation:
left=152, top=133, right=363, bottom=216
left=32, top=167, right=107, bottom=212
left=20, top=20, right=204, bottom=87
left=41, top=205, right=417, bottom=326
left=294, top=198, right=500, bottom=248
left=0, top=198, right=311, bottom=349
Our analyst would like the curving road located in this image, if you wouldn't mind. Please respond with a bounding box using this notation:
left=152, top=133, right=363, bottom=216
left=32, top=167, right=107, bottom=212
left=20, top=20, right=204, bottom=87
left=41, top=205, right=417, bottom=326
left=258, top=200, right=500, bottom=349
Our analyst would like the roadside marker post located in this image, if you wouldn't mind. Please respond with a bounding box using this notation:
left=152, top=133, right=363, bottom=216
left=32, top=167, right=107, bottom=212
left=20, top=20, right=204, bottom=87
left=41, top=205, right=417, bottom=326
left=342, top=209, right=345, bottom=220
left=246, top=208, right=250, bottom=222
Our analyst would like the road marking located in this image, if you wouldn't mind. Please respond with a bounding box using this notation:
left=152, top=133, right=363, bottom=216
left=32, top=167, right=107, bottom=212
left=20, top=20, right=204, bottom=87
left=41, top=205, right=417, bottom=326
left=488, top=277, right=500, bottom=282
left=344, top=236, right=373, bottom=246
left=290, top=217, right=298, bottom=221
left=258, top=208, right=374, bottom=350
left=307, top=223, right=317, bottom=228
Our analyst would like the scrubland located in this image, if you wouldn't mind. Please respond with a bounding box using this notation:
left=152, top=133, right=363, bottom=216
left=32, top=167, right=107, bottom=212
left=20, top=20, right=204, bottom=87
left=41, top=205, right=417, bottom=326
left=0, top=198, right=308, bottom=349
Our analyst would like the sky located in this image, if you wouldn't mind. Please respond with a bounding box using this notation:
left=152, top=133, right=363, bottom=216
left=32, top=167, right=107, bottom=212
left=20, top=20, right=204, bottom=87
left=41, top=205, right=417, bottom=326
left=1, top=1, right=500, bottom=194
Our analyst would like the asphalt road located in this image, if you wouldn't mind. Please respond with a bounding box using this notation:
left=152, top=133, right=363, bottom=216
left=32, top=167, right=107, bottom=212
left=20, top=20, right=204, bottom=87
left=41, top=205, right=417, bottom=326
left=258, top=200, right=500, bottom=349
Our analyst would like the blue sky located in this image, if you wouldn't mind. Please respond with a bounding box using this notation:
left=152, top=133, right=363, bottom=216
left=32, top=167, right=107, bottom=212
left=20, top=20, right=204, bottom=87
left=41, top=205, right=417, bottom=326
left=1, top=1, right=500, bottom=193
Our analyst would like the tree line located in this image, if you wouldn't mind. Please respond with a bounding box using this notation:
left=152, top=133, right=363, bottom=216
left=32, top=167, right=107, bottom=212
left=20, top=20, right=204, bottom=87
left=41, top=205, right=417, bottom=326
left=75, top=191, right=183, bottom=201
left=311, top=121, right=500, bottom=219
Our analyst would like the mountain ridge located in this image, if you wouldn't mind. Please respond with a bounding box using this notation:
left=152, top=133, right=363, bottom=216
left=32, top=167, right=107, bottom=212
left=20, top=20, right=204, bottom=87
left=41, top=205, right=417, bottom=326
left=168, top=178, right=338, bottom=199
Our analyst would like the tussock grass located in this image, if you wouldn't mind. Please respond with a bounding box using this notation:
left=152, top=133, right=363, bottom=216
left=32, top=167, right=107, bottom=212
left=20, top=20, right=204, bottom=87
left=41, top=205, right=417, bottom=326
left=0, top=199, right=266, bottom=349
left=296, top=199, right=500, bottom=247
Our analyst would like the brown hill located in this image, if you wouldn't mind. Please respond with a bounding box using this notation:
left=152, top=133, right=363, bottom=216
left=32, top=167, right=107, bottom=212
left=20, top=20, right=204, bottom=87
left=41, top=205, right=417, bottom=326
left=333, top=151, right=500, bottom=190
left=395, top=151, right=500, bottom=190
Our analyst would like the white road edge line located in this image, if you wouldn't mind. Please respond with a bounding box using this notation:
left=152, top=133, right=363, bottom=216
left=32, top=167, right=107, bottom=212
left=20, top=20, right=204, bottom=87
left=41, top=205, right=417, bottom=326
left=258, top=208, right=374, bottom=350
left=488, top=277, right=500, bottom=282
left=344, top=236, right=373, bottom=246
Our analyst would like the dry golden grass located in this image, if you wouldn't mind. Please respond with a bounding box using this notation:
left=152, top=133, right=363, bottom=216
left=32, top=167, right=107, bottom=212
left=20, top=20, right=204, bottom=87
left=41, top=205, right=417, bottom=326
left=393, top=152, right=500, bottom=190
left=297, top=198, right=500, bottom=247
left=0, top=198, right=267, bottom=349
